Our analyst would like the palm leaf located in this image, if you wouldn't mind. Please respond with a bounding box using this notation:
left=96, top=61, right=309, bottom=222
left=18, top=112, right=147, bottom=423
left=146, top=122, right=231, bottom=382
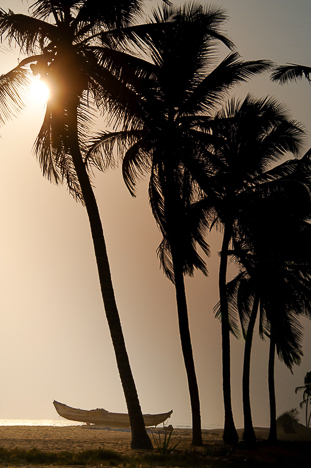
left=0, top=10, right=57, bottom=53
left=0, top=66, right=30, bottom=123
left=86, top=129, right=141, bottom=172
left=271, top=63, right=311, bottom=84
left=182, top=53, right=272, bottom=115
left=73, top=0, right=144, bottom=30
left=214, top=274, right=244, bottom=338
left=122, top=138, right=152, bottom=196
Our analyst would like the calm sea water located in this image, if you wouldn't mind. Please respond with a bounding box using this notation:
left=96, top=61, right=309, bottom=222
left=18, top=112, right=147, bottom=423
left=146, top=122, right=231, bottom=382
left=0, top=419, right=220, bottom=429
left=0, top=420, right=83, bottom=427
left=0, top=419, right=220, bottom=430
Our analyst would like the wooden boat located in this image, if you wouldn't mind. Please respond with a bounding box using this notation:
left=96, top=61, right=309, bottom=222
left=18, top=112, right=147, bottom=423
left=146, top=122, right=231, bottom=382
left=53, top=400, right=173, bottom=428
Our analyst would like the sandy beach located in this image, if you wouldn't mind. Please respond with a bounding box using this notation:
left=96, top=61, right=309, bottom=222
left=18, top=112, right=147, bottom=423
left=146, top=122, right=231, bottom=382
left=0, top=424, right=310, bottom=466
left=0, top=423, right=310, bottom=452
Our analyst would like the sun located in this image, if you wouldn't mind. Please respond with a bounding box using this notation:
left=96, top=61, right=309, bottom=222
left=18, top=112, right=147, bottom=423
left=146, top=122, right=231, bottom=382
left=30, top=78, right=50, bottom=104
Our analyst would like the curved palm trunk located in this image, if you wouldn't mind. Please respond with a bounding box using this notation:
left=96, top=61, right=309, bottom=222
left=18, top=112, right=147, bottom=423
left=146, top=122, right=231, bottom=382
left=242, top=294, right=259, bottom=445
left=171, top=246, right=203, bottom=446
left=268, top=336, right=277, bottom=444
left=219, top=222, right=239, bottom=444
left=68, top=100, right=152, bottom=450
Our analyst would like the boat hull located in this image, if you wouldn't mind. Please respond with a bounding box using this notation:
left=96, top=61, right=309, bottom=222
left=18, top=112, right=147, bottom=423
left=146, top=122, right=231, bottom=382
left=53, top=401, right=173, bottom=428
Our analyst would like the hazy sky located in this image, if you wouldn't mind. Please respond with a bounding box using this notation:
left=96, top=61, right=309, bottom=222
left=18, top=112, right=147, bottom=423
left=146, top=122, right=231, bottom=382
left=0, top=0, right=310, bottom=429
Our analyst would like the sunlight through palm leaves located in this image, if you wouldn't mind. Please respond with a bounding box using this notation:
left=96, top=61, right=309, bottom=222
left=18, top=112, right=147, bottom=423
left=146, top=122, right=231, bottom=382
left=0, top=0, right=181, bottom=449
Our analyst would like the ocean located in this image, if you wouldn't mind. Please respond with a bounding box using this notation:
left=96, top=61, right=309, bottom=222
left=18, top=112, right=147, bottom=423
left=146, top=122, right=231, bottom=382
left=0, top=420, right=221, bottom=430
left=0, top=420, right=83, bottom=427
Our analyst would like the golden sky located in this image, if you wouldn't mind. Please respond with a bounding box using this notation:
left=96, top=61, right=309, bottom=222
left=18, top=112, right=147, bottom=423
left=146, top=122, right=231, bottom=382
left=0, top=0, right=310, bottom=429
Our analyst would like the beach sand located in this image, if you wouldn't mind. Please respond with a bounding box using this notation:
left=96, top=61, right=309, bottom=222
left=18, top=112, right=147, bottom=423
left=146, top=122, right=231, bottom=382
left=0, top=424, right=310, bottom=466
left=0, top=425, right=223, bottom=454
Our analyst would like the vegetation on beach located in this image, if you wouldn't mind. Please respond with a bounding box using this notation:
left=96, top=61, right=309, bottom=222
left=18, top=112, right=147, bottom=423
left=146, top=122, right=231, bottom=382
left=277, top=409, right=300, bottom=433
left=151, top=428, right=180, bottom=455
left=0, top=0, right=310, bottom=451
left=0, top=441, right=310, bottom=467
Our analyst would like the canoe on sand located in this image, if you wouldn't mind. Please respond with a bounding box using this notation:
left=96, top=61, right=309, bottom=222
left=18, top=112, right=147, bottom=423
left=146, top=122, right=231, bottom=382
left=53, top=400, right=173, bottom=428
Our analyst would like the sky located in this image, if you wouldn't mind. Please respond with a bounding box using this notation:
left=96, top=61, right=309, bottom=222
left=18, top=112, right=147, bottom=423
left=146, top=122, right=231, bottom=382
left=0, top=0, right=310, bottom=430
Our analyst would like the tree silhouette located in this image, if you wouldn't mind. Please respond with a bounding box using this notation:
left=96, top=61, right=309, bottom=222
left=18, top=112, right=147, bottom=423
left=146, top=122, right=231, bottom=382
left=87, top=3, right=272, bottom=445
left=228, top=152, right=311, bottom=443
left=204, top=94, right=305, bottom=444
left=0, top=0, right=180, bottom=448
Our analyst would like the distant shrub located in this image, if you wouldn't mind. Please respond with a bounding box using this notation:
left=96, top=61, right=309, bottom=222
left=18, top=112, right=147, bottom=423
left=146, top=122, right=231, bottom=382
left=277, top=408, right=299, bottom=433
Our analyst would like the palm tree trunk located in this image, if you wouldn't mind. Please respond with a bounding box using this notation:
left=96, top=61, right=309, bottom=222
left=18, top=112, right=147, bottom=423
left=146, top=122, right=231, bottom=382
left=68, top=100, right=152, bottom=450
left=242, top=294, right=259, bottom=446
left=171, top=248, right=203, bottom=446
left=268, top=336, right=277, bottom=444
left=162, top=164, right=203, bottom=446
left=219, top=222, right=239, bottom=445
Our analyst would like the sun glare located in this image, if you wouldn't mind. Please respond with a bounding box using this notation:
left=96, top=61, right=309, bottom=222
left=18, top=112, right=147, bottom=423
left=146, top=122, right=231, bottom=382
left=30, top=79, right=50, bottom=104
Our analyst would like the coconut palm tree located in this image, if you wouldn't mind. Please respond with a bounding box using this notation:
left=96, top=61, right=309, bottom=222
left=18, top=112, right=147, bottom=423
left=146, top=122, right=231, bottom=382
left=296, top=371, right=311, bottom=427
left=202, top=94, right=305, bottom=444
left=214, top=179, right=311, bottom=445
left=271, top=63, right=311, bottom=84
left=235, top=230, right=310, bottom=444
left=86, top=4, right=272, bottom=444
left=0, top=0, right=180, bottom=449
left=225, top=153, right=311, bottom=444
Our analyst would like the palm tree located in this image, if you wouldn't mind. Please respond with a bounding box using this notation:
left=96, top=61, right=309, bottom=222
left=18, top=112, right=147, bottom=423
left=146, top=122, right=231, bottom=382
left=0, top=0, right=178, bottom=449
left=296, top=371, right=311, bottom=427
left=229, top=154, right=311, bottom=444
left=215, top=170, right=311, bottom=445
left=87, top=5, right=272, bottom=445
left=271, top=63, right=311, bottom=84
left=202, top=94, right=305, bottom=444
left=235, top=235, right=310, bottom=444
left=151, top=162, right=209, bottom=447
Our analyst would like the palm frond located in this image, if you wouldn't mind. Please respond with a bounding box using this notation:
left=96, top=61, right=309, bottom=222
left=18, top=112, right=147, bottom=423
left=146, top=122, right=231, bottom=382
left=0, top=10, right=57, bottom=53
left=30, top=0, right=82, bottom=22
left=271, top=63, right=311, bottom=84
left=76, top=0, right=144, bottom=30
left=122, top=138, right=152, bottom=196
left=86, top=129, right=142, bottom=174
left=183, top=53, right=272, bottom=114
left=214, top=274, right=245, bottom=338
left=274, top=312, right=303, bottom=371
left=236, top=275, right=257, bottom=338
left=0, top=65, right=30, bottom=124
left=90, top=62, right=146, bottom=129
left=157, top=237, right=175, bottom=283
left=150, top=2, right=234, bottom=50
left=33, top=97, right=83, bottom=202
